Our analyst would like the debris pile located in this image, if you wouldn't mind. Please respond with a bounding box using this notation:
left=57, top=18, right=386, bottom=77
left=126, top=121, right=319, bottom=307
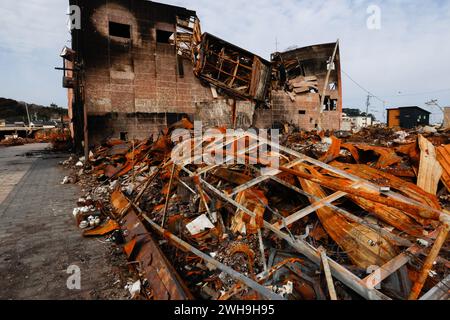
left=62, top=124, right=450, bottom=300
left=0, top=128, right=70, bottom=149
left=0, top=135, right=35, bottom=146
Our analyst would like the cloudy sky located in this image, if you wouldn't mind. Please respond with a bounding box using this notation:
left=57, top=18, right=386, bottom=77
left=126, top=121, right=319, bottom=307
left=1, top=0, right=449, bottom=123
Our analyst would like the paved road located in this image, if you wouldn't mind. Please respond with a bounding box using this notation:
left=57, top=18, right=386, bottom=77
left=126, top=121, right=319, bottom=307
left=0, top=144, right=127, bottom=299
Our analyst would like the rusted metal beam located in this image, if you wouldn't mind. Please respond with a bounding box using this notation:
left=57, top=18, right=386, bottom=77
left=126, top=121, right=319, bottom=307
left=419, top=274, right=450, bottom=300
left=362, top=245, right=423, bottom=289
left=245, top=131, right=446, bottom=219
left=183, top=169, right=391, bottom=300
left=229, top=158, right=306, bottom=197
left=408, top=222, right=450, bottom=300
left=142, top=213, right=285, bottom=300
left=270, top=176, right=412, bottom=246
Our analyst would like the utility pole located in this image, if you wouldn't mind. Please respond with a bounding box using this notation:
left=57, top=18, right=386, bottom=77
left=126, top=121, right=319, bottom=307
left=426, top=99, right=449, bottom=128
left=318, top=39, right=339, bottom=131
left=24, top=102, right=32, bottom=138
left=365, top=94, right=372, bottom=127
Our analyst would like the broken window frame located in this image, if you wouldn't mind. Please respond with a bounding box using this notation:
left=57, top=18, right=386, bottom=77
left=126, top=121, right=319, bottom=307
left=109, top=21, right=131, bottom=39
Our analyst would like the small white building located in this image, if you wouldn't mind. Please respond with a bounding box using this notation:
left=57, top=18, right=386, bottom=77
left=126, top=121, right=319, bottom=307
left=341, top=114, right=372, bottom=131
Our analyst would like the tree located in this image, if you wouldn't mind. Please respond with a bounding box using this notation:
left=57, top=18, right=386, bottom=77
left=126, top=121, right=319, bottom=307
left=343, top=108, right=376, bottom=121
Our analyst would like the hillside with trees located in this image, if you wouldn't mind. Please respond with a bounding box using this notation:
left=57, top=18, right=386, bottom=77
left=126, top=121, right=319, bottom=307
left=0, top=98, right=67, bottom=123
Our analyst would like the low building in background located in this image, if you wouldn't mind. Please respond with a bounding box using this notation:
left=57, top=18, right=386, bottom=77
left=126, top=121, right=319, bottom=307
left=387, top=106, right=431, bottom=129
left=341, top=113, right=372, bottom=131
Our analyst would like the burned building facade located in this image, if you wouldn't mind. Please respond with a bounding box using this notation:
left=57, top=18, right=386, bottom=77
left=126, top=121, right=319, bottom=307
left=253, top=43, right=342, bottom=130
left=63, top=0, right=342, bottom=150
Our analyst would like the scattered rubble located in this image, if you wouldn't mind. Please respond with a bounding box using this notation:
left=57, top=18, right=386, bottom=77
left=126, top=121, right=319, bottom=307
left=61, top=122, right=450, bottom=300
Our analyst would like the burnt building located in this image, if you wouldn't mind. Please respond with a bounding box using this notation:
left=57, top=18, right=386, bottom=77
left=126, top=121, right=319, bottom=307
left=254, top=43, right=342, bottom=131
left=62, top=0, right=342, bottom=151
left=387, top=106, right=431, bottom=129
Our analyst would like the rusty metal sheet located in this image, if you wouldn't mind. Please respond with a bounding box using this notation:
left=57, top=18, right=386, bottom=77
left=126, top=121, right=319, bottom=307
left=110, top=189, right=193, bottom=300
left=352, top=144, right=402, bottom=169
left=295, top=165, right=398, bottom=269
left=320, top=136, right=341, bottom=163
left=111, top=189, right=130, bottom=217
left=232, top=189, right=267, bottom=235
left=83, top=219, right=120, bottom=237
left=279, top=163, right=440, bottom=221
left=330, top=162, right=441, bottom=211
left=122, top=209, right=193, bottom=300
left=329, top=162, right=439, bottom=234
left=341, top=143, right=360, bottom=162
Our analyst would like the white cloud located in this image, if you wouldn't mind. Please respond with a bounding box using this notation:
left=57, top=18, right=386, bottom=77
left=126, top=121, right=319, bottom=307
left=0, top=0, right=68, bottom=54
left=0, top=0, right=449, bottom=123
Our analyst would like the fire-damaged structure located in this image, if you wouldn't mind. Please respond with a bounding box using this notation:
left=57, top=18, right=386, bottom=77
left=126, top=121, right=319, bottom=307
left=268, top=42, right=342, bottom=131
left=58, top=1, right=450, bottom=302
left=61, top=0, right=343, bottom=154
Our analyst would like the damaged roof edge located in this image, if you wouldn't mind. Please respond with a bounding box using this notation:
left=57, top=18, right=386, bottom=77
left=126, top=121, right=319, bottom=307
left=274, top=41, right=341, bottom=57
left=201, top=32, right=271, bottom=64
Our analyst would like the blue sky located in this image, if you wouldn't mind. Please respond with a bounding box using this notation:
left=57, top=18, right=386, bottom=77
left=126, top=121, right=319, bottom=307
left=0, top=0, right=449, bottom=123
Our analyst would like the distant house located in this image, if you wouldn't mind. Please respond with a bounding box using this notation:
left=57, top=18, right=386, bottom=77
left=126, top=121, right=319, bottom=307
left=0, top=119, right=5, bottom=127
left=387, top=106, right=431, bottom=129
left=341, top=114, right=372, bottom=131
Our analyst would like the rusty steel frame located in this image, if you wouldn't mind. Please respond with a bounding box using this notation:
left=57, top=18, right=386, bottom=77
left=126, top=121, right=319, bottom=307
left=143, top=214, right=284, bottom=300
left=120, top=190, right=284, bottom=300
left=170, top=131, right=449, bottom=300
left=419, top=274, right=450, bottom=300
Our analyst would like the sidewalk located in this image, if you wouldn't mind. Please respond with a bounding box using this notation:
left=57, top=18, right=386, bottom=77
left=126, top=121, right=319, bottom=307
left=0, top=144, right=127, bottom=299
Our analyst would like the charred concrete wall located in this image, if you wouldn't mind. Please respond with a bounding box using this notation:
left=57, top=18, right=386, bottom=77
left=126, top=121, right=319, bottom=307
left=67, top=1, right=343, bottom=147
left=71, top=0, right=217, bottom=145
left=266, top=43, right=342, bottom=131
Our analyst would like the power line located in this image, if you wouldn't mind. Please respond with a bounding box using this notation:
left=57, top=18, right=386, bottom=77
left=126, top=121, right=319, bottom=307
left=341, top=69, right=386, bottom=104
left=342, top=69, right=450, bottom=102
left=384, top=88, right=450, bottom=98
